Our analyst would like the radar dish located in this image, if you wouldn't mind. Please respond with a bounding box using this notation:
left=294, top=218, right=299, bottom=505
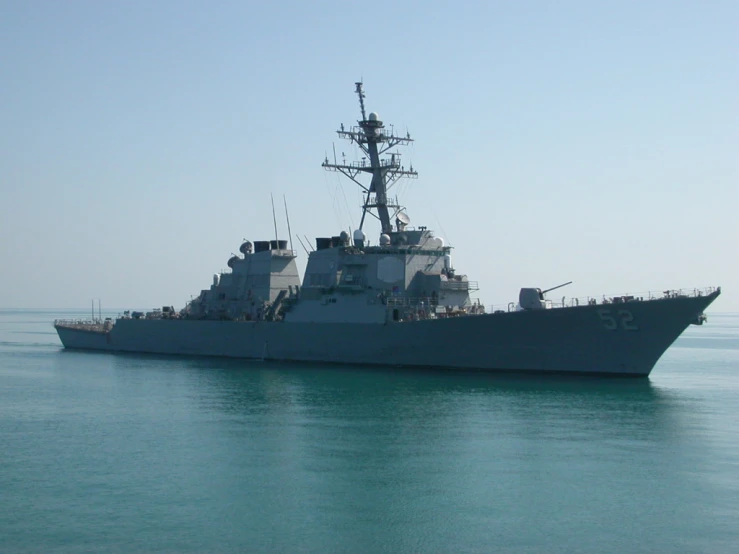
left=396, top=211, right=411, bottom=226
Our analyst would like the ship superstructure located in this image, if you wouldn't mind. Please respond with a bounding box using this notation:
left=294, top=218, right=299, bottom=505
left=54, top=83, right=721, bottom=376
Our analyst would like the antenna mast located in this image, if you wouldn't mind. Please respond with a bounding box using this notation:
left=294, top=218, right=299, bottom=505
left=322, top=82, right=418, bottom=234
left=283, top=195, right=294, bottom=253
left=356, top=81, right=367, bottom=121
left=270, top=194, right=279, bottom=248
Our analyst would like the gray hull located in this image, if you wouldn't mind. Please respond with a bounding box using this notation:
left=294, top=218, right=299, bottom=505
left=55, top=291, right=719, bottom=376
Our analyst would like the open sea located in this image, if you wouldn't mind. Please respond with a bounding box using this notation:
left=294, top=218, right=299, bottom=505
left=1, top=309, right=738, bottom=553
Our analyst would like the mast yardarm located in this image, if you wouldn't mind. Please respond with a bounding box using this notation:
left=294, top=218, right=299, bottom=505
left=322, top=82, right=418, bottom=234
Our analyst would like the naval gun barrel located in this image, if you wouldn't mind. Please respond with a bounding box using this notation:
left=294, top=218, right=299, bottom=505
left=541, top=281, right=573, bottom=295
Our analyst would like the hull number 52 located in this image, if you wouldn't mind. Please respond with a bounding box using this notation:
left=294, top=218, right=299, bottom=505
left=597, top=309, right=639, bottom=331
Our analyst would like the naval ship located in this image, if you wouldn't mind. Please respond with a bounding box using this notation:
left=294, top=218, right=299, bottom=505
left=55, top=83, right=720, bottom=376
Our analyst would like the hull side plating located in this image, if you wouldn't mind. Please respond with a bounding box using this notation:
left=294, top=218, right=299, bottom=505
left=56, top=292, right=718, bottom=376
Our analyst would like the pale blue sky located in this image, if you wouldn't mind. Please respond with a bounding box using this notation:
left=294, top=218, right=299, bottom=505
left=1, top=0, right=737, bottom=310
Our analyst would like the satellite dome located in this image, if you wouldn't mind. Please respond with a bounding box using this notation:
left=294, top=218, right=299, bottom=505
left=227, top=255, right=240, bottom=268
left=339, top=231, right=350, bottom=243
left=353, top=229, right=366, bottom=241
left=379, top=233, right=391, bottom=246
left=368, top=112, right=379, bottom=121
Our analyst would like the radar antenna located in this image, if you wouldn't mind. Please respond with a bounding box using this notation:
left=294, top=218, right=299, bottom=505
left=355, top=82, right=367, bottom=121
left=322, top=83, right=418, bottom=234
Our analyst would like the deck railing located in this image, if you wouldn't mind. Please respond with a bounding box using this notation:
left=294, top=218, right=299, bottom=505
left=487, top=286, right=720, bottom=314
left=440, top=280, right=479, bottom=291
left=54, top=319, right=113, bottom=331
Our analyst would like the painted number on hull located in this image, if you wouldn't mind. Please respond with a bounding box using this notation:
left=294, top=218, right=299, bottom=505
left=597, top=309, right=639, bottom=331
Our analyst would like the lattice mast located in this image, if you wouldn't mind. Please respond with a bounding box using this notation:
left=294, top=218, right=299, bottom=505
left=322, top=82, right=418, bottom=234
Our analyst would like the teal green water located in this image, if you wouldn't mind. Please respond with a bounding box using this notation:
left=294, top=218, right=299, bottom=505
left=1, top=310, right=738, bottom=553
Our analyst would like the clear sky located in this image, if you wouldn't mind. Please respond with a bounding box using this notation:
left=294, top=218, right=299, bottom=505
left=1, top=0, right=737, bottom=311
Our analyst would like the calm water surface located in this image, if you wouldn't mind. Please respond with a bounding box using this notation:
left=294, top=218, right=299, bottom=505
left=1, top=310, right=738, bottom=553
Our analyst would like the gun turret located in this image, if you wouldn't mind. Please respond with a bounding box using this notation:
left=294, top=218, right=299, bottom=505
left=519, top=281, right=573, bottom=310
